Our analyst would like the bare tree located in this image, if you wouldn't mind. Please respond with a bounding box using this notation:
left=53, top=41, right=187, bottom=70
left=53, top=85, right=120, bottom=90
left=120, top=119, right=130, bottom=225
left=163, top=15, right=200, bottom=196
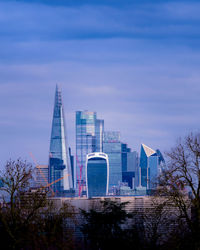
left=0, top=159, right=48, bottom=248
left=141, top=196, right=179, bottom=249
left=0, top=159, right=76, bottom=249
left=157, top=132, right=200, bottom=249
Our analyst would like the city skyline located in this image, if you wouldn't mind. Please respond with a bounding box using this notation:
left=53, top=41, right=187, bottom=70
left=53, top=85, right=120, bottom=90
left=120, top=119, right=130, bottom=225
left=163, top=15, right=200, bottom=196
left=36, top=87, right=160, bottom=196
left=0, top=0, right=200, bottom=167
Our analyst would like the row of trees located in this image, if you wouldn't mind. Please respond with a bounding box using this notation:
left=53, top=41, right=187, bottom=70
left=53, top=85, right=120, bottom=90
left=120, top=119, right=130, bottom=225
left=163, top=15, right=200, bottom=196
left=0, top=133, right=200, bottom=249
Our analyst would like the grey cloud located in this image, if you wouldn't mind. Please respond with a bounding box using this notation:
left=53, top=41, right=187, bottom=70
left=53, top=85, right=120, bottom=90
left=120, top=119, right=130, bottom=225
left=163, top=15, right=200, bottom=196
left=0, top=0, right=200, bottom=166
left=163, top=2, right=200, bottom=20
left=0, top=1, right=200, bottom=43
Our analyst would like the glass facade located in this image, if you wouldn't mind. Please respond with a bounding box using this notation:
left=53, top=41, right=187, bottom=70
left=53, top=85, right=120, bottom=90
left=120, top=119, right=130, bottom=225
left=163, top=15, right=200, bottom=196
left=35, top=165, right=48, bottom=188
left=86, top=153, right=109, bottom=198
left=139, top=144, right=160, bottom=190
left=148, top=154, right=158, bottom=189
left=122, top=172, right=135, bottom=189
left=121, top=143, right=139, bottom=189
left=121, top=143, right=130, bottom=172
left=130, top=151, right=140, bottom=188
left=95, top=119, right=104, bottom=152
left=140, top=145, right=148, bottom=188
left=156, top=149, right=165, bottom=174
left=49, top=85, right=73, bottom=194
left=103, top=131, right=122, bottom=188
left=76, top=111, right=104, bottom=193
left=127, top=151, right=138, bottom=172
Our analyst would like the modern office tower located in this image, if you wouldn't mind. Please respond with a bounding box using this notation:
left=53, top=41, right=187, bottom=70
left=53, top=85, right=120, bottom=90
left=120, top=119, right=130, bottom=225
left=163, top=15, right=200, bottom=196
left=121, top=143, right=131, bottom=172
left=128, top=151, right=140, bottom=188
left=49, top=85, right=73, bottom=195
left=35, top=165, right=48, bottom=187
left=76, top=111, right=104, bottom=193
left=121, top=143, right=133, bottom=188
left=121, top=143, right=139, bottom=189
left=103, top=131, right=122, bottom=189
left=86, top=152, right=109, bottom=198
left=139, top=144, right=160, bottom=190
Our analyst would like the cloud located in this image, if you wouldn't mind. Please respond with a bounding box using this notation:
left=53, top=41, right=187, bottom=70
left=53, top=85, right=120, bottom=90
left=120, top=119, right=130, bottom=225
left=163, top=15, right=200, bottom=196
left=0, top=1, right=200, bottom=44
left=163, top=2, right=200, bottom=20
left=0, top=0, right=200, bottom=166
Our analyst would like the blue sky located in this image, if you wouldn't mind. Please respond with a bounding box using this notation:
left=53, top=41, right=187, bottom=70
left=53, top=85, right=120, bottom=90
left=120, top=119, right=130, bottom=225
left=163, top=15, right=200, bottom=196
left=0, top=0, right=200, bottom=167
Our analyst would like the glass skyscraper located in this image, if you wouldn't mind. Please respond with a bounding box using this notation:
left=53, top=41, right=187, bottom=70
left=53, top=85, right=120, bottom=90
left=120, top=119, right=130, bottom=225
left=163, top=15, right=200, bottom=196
left=148, top=154, right=159, bottom=189
left=121, top=143, right=139, bottom=189
left=103, top=131, right=122, bottom=189
left=76, top=111, right=104, bottom=194
left=86, top=152, right=109, bottom=198
left=139, top=144, right=161, bottom=190
left=49, top=85, right=73, bottom=194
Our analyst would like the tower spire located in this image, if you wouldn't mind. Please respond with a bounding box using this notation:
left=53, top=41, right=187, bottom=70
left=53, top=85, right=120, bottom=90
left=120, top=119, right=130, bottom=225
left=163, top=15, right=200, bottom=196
left=49, top=85, right=73, bottom=193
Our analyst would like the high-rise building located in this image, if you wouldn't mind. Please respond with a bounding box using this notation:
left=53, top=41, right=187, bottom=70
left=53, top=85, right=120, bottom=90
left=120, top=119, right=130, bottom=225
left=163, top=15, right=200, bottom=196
left=86, top=152, right=109, bottom=198
left=139, top=144, right=160, bottom=190
left=76, top=111, right=104, bottom=193
left=35, top=165, right=48, bottom=188
left=121, top=143, right=131, bottom=173
left=49, top=85, right=73, bottom=195
left=103, top=131, right=122, bottom=189
left=121, top=143, right=139, bottom=189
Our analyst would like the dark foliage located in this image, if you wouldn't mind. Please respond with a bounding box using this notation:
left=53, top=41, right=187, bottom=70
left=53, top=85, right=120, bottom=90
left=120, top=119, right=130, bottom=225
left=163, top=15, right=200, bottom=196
left=157, top=133, right=200, bottom=249
left=80, top=200, right=143, bottom=250
left=0, top=159, right=76, bottom=250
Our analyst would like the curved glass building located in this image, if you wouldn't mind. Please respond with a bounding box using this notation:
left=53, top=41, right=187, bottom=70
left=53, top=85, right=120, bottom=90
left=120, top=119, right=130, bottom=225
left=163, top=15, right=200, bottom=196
left=86, top=152, right=109, bottom=198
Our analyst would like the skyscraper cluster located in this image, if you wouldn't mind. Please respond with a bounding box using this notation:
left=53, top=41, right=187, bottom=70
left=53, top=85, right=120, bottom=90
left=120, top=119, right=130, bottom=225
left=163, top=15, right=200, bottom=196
left=36, top=86, right=165, bottom=197
left=75, top=110, right=165, bottom=197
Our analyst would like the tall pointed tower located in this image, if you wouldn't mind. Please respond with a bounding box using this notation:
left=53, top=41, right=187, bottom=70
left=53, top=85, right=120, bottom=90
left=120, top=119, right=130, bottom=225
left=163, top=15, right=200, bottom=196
left=49, top=85, right=73, bottom=194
